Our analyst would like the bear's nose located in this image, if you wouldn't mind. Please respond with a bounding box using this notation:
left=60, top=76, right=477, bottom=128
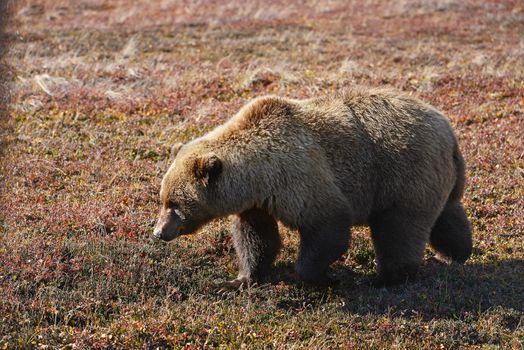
left=152, top=224, right=164, bottom=239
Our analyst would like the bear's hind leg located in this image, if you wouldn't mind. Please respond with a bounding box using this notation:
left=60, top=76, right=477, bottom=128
left=430, top=200, right=472, bottom=263
left=227, top=208, right=281, bottom=288
left=369, top=208, right=432, bottom=286
left=296, top=215, right=351, bottom=286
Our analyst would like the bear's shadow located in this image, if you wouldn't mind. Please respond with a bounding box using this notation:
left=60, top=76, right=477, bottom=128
left=270, top=259, right=524, bottom=320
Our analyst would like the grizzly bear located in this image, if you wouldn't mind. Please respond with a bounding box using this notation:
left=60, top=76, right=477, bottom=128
left=153, top=88, right=472, bottom=287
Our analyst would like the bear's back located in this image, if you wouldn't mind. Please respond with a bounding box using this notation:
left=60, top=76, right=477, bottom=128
left=298, top=88, right=453, bottom=152
left=296, top=88, right=458, bottom=217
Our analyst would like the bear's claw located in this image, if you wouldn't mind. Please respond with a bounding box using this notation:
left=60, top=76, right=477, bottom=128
left=215, top=277, right=252, bottom=294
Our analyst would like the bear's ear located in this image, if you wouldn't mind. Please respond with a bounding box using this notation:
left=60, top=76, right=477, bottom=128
left=170, top=142, right=184, bottom=159
left=193, top=153, right=222, bottom=185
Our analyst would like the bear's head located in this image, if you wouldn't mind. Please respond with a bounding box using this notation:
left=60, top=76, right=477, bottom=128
left=153, top=141, right=228, bottom=241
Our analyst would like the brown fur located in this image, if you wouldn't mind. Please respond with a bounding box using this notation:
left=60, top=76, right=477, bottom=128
left=153, top=87, right=472, bottom=286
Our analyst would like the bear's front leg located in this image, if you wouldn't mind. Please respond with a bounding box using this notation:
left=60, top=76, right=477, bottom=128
left=296, top=213, right=351, bottom=286
left=223, top=208, right=281, bottom=289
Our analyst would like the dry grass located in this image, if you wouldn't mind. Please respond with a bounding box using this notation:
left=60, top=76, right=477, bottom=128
left=1, top=0, right=523, bottom=348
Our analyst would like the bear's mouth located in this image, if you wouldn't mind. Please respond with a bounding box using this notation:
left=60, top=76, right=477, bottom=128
left=152, top=223, right=180, bottom=241
left=154, top=232, right=178, bottom=242
left=154, top=226, right=185, bottom=241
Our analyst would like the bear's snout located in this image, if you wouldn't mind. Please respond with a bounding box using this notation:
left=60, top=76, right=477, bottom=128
left=152, top=225, right=166, bottom=240
left=153, top=208, right=181, bottom=241
left=153, top=220, right=178, bottom=241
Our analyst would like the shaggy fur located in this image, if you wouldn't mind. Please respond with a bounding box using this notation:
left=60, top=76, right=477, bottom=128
left=153, top=88, right=472, bottom=286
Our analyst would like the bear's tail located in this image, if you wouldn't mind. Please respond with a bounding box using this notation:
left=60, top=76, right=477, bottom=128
left=429, top=144, right=472, bottom=263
